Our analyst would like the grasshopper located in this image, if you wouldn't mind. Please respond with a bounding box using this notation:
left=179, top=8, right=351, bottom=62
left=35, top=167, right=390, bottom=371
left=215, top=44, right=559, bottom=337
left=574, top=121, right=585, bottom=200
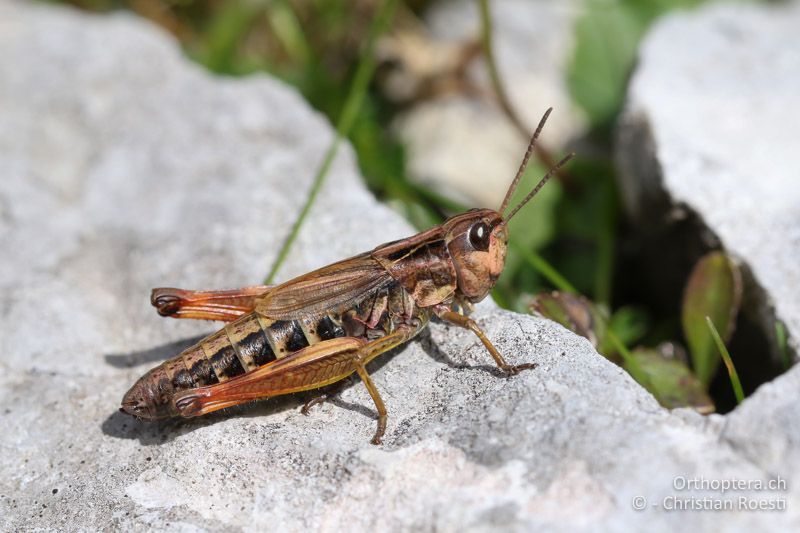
left=121, top=108, right=572, bottom=444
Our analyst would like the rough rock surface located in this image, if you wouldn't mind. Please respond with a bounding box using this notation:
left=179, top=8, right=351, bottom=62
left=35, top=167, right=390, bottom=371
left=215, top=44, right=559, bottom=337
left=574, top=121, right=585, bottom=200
left=393, top=0, right=587, bottom=208
left=0, top=2, right=796, bottom=531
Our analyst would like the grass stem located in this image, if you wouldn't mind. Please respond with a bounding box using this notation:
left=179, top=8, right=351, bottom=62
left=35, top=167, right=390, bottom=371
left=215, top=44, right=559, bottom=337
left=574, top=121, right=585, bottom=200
left=265, top=0, right=399, bottom=284
left=706, top=316, right=744, bottom=404
left=478, top=0, right=571, bottom=186
left=510, top=241, right=577, bottom=294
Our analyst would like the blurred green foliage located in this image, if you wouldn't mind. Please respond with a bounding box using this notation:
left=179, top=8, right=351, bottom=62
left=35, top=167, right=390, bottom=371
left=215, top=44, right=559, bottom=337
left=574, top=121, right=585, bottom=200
left=530, top=248, right=745, bottom=413
left=50, top=0, right=713, bottom=266
left=569, top=0, right=708, bottom=133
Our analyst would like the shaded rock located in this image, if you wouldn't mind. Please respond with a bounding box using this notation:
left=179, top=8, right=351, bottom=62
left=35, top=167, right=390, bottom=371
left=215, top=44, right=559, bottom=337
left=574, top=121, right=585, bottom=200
left=0, top=1, right=797, bottom=531
left=617, top=2, right=800, bottom=359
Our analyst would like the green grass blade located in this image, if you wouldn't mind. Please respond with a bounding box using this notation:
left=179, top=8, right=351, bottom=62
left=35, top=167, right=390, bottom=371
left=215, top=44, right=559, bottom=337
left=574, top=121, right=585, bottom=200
left=510, top=240, right=577, bottom=294
left=605, top=329, right=649, bottom=389
left=204, top=1, right=262, bottom=74
left=706, top=316, right=744, bottom=404
left=682, top=252, right=743, bottom=387
left=266, top=0, right=312, bottom=68
left=265, top=0, right=399, bottom=284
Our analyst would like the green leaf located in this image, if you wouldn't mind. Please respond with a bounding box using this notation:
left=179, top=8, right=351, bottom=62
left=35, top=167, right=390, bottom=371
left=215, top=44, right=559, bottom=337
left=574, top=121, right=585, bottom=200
left=266, top=0, right=312, bottom=69
left=568, top=0, right=709, bottom=132
left=681, top=252, right=743, bottom=387
left=625, top=347, right=715, bottom=413
left=529, top=293, right=649, bottom=361
left=529, top=291, right=607, bottom=350
left=605, top=305, right=649, bottom=351
left=201, top=1, right=263, bottom=74
left=568, top=1, right=643, bottom=129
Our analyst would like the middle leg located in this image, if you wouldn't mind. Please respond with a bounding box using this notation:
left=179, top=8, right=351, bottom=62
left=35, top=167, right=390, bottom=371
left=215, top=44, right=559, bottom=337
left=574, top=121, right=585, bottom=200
left=300, top=376, right=353, bottom=415
left=355, top=363, right=387, bottom=445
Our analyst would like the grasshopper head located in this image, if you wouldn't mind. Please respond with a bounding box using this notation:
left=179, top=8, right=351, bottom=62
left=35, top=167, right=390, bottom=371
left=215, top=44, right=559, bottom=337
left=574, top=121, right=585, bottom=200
left=444, top=209, right=508, bottom=302
left=444, top=108, right=573, bottom=303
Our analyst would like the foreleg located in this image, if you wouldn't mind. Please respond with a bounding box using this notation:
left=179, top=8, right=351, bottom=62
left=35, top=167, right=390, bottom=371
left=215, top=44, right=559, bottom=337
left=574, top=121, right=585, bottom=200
left=434, top=307, right=536, bottom=375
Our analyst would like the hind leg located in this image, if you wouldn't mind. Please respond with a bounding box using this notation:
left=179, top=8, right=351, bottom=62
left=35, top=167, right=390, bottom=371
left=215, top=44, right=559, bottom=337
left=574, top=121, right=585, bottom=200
left=151, top=285, right=272, bottom=321
left=174, top=325, right=420, bottom=443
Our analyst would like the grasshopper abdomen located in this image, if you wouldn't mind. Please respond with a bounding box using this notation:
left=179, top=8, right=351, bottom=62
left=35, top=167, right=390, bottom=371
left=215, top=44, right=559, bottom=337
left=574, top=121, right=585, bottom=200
left=123, top=283, right=418, bottom=419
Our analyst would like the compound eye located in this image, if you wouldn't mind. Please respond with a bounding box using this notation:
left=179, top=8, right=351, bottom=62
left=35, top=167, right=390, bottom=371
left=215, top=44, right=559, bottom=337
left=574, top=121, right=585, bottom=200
left=468, top=221, right=491, bottom=251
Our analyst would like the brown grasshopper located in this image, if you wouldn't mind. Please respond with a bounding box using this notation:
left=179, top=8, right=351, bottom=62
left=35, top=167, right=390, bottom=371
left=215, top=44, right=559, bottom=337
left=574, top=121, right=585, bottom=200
left=121, top=108, right=573, bottom=444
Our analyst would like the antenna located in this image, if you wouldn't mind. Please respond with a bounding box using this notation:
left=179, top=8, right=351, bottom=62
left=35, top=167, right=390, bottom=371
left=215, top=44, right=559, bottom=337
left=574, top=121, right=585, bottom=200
left=498, top=107, right=552, bottom=215
left=503, top=152, right=574, bottom=224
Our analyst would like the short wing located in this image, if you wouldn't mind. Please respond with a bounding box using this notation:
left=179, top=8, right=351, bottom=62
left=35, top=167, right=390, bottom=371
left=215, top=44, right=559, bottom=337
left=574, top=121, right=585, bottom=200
left=255, top=252, right=394, bottom=320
